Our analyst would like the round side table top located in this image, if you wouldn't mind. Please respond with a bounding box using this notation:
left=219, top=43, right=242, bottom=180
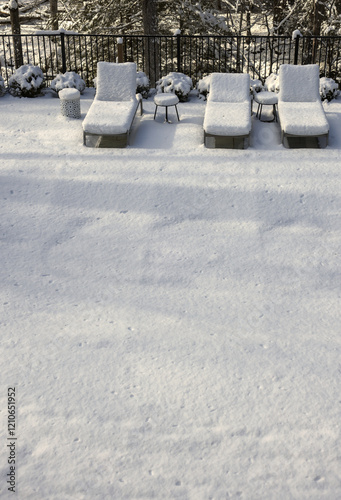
left=154, top=93, right=179, bottom=106
left=253, top=91, right=278, bottom=105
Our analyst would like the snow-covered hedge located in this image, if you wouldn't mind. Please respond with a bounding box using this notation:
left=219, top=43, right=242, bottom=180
left=8, top=64, right=45, bottom=97
left=251, top=78, right=263, bottom=94
left=0, top=75, right=6, bottom=96
left=51, top=71, right=86, bottom=95
left=156, top=72, right=193, bottom=102
left=264, top=73, right=280, bottom=93
left=197, top=74, right=211, bottom=100
left=319, top=77, right=339, bottom=101
left=136, top=71, right=150, bottom=99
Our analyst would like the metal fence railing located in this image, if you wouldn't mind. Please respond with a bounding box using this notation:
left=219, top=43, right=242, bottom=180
left=1, top=33, right=341, bottom=87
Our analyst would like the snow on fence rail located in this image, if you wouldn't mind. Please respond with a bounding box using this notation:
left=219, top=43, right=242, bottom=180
left=1, top=32, right=340, bottom=87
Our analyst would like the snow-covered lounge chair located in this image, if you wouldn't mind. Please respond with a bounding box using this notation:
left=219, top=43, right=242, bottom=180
left=203, top=73, right=251, bottom=149
left=82, top=62, right=143, bottom=148
left=278, top=64, right=329, bottom=148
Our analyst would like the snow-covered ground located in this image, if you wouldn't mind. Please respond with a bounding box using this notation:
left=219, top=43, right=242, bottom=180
left=1, top=90, right=341, bottom=499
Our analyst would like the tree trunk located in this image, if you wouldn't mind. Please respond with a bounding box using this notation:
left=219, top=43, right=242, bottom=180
left=50, top=0, right=58, bottom=31
left=9, top=1, right=23, bottom=68
left=312, top=0, right=325, bottom=36
left=312, top=0, right=325, bottom=62
left=246, top=5, right=251, bottom=37
left=142, top=0, right=159, bottom=85
left=273, top=0, right=283, bottom=34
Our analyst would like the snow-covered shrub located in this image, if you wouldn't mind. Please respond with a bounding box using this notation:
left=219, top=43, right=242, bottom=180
left=250, top=78, right=263, bottom=94
left=0, top=75, right=6, bottom=96
left=51, top=71, right=86, bottom=95
left=197, top=74, right=211, bottom=100
left=8, top=64, right=45, bottom=97
left=264, top=73, right=280, bottom=93
left=136, top=71, right=150, bottom=99
left=156, top=72, right=193, bottom=102
left=319, top=77, right=339, bottom=101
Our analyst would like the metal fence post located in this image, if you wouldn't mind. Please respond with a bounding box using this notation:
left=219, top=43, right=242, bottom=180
left=176, top=33, right=181, bottom=72
left=60, top=31, right=66, bottom=73
left=294, top=33, right=300, bottom=65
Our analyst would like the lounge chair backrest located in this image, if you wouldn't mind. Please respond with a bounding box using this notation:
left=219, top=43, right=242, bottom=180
left=208, top=73, right=250, bottom=103
left=279, top=64, right=320, bottom=103
left=96, top=62, right=137, bottom=102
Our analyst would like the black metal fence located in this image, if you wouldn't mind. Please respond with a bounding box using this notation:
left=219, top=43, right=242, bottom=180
left=1, top=32, right=341, bottom=87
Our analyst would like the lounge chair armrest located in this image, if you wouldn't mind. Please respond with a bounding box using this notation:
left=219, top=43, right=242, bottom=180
left=136, top=93, right=143, bottom=115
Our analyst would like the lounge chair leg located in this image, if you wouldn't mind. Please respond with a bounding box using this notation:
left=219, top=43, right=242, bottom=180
left=175, top=104, right=180, bottom=121
left=165, top=106, right=169, bottom=122
left=273, top=104, right=277, bottom=122
left=154, top=105, right=158, bottom=120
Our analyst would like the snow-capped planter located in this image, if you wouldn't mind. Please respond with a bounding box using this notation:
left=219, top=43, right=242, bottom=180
left=0, top=75, right=6, bottom=96
left=156, top=72, right=193, bottom=102
left=197, top=74, right=211, bottom=100
left=136, top=71, right=150, bottom=99
left=59, top=88, right=81, bottom=118
left=8, top=64, right=45, bottom=97
left=319, top=77, right=339, bottom=102
left=51, top=71, right=86, bottom=95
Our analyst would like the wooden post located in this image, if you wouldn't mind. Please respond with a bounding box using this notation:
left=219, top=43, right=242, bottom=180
left=9, top=0, right=23, bottom=68
left=293, top=30, right=302, bottom=65
left=117, top=38, right=124, bottom=63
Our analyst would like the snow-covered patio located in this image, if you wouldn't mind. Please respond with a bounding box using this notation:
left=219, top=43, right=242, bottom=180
left=1, top=91, right=341, bottom=499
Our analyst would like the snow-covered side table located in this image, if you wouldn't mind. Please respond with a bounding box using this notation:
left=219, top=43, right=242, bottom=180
left=59, top=88, right=81, bottom=118
left=154, top=94, right=180, bottom=123
left=253, top=91, right=278, bottom=122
